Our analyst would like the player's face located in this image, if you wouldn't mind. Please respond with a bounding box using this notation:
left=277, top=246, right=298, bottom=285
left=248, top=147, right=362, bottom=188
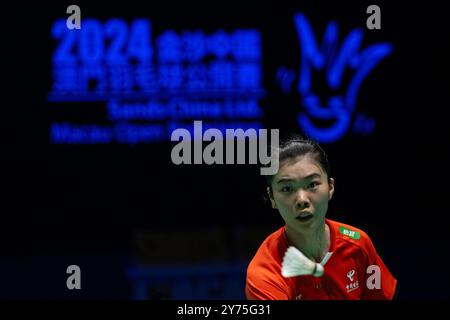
left=270, top=155, right=334, bottom=230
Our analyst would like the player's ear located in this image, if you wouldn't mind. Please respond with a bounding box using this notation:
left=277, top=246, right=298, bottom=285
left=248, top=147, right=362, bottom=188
left=267, top=187, right=277, bottom=209
left=328, top=177, right=335, bottom=200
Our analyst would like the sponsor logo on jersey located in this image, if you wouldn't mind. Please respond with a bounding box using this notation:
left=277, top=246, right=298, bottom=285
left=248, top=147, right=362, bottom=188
left=339, top=226, right=361, bottom=240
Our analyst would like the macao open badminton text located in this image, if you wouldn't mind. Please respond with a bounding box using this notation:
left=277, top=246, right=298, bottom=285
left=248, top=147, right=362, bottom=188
left=176, top=304, right=271, bottom=318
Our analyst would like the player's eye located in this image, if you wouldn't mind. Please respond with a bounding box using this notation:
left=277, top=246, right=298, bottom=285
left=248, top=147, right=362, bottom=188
left=307, top=181, right=320, bottom=189
left=280, top=186, right=293, bottom=193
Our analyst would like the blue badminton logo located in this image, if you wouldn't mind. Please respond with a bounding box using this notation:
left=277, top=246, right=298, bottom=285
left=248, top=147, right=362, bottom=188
left=293, top=13, right=393, bottom=143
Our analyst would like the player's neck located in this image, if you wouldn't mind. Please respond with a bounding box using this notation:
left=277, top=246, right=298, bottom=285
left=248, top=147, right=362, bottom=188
left=285, top=221, right=330, bottom=263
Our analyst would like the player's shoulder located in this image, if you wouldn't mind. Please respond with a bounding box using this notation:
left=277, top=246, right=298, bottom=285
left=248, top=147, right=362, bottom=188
left=327, top=219, right=374, bottom=252
left=247, top=226, right=286, bottom=273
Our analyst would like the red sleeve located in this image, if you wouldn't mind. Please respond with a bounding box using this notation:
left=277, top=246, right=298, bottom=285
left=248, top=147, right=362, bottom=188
left=245, top=267, right=290, bottom=300
left=361, top=236, right=397, bottom=300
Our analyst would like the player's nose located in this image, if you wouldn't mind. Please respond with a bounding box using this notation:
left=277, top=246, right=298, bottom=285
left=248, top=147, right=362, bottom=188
left=295, top=190, right=310, bottom=210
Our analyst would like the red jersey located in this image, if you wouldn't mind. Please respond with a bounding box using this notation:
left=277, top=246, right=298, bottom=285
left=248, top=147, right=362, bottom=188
left=245, top=219, right=397, bottom=300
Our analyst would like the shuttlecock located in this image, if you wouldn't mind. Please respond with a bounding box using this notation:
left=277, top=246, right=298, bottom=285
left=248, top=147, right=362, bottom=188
left=281, top=246, right=324, bottom=278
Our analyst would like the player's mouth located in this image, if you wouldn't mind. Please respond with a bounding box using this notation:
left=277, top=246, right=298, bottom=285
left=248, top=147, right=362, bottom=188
left=296, top=212, right=313, bottom=222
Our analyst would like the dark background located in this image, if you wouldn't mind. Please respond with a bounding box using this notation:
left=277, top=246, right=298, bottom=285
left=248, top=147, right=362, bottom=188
left=1, top=0, right=449, bottom=299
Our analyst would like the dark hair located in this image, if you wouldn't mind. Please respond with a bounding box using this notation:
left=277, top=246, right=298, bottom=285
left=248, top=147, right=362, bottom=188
left=265, top=135, right=332, bottom=192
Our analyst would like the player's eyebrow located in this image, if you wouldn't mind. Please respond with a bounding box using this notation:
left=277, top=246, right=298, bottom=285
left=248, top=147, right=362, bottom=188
left=276, top=173, right=321, bottom=184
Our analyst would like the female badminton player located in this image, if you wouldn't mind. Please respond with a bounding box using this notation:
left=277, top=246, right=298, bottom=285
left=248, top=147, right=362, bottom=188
left=245, top=137, right=397, bottom=300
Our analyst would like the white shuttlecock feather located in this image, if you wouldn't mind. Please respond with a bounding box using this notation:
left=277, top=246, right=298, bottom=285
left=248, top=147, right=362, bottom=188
left=281, top=246, right=324, bottom=278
